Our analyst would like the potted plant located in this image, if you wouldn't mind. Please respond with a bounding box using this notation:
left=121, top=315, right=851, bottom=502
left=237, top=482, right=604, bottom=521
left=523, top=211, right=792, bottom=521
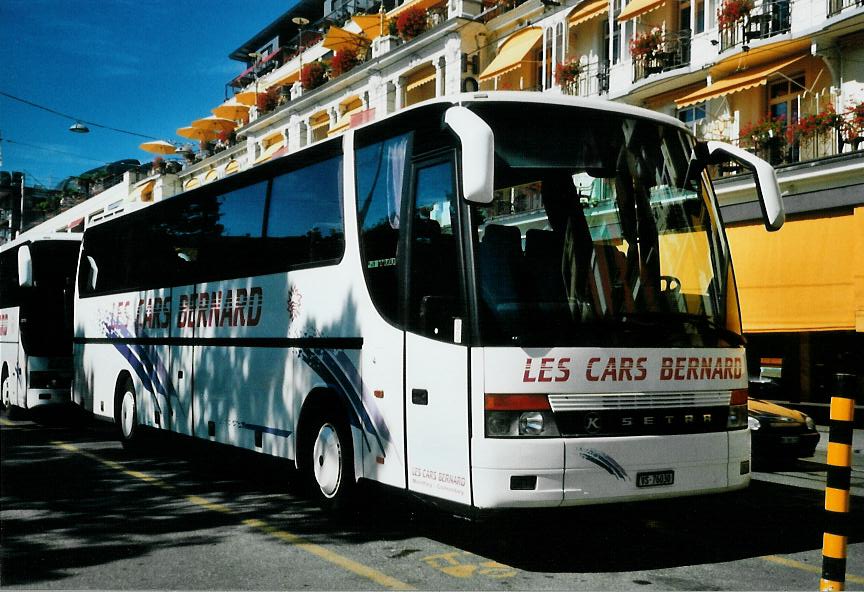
left=629, top=27, right=663, bottom=59
left=300, top=61, right=329, bottom=91
left=740, top=115, right=787, bottom=163
left=330, top=48, right=360, bottom=78
left=396, top=6, right=427, bottom=41
left=717, top=0, right=754, bottom=28
left=840, top=100, right=864, bottom=150
left=555, top=58, right=582, bottom=86
left=256, top=87, right=280, bottom=114
left=786, top=105, right=840, bottom=144
left=151, top=156, right=166, bottom=175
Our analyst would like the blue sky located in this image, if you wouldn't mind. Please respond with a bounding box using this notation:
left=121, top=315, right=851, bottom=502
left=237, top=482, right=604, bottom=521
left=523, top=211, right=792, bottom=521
left=0, top=0, right=292, bottom=189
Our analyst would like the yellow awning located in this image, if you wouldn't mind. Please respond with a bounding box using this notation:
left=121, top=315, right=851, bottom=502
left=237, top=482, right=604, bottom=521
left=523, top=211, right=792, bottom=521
left=234, top=90, right=263, bottom=106
left=388, top=0, right=444, bottom=18
left=328, top=105, right=366, bottom=136
left=322, top=26, right=368, bottom=52
left=478, top=27, right=544, bottom=82
left=406, top=71, right=436, bottom=92
left=675, top=55, right=806, bottom=107
left=224, top=160, right=240, bottom=175
left=351, top=14, right=388, bottom=39
left=270, top=68, right=300, bottom=88
left=184, top=178, right=200, bottom=190
left=203, top=169, right=219, bottom=184
left=617, top=0, right=664, bottom=21
left=569, top=0, right=609, bottom=27
left=727, top=210, right=864, bottom=333
left=254, top=138, right=286, bottom=164
left=127, top=180, right=155, bottom=202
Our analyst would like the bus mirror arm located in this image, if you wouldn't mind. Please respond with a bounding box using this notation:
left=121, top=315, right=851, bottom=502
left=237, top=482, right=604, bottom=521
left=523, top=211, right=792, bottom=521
left=704, top=141, right=785, bottom=231
left=443, top=106, right=495, bottom=204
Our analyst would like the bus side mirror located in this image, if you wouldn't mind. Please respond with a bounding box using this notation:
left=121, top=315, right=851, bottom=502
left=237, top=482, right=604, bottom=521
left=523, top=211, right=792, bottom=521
left=17, top=245, right=33, bottom=288
left=705, top=141, right=784, bottom=231
left=86, top=256, right=99, bottom=293
left=444, top=106, right=494, bottom=204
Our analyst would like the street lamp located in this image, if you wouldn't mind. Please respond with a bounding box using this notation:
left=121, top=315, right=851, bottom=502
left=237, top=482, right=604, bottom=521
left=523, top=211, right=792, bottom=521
left=292, top=16, right=311, bottom=72
left=69, top=121, right=90, bottom=133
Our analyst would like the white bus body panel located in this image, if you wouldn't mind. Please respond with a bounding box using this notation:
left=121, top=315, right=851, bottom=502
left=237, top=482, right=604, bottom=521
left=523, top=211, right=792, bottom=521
left=471, top=347, right=749, bottom=509
left=1, top=306, right=21, bottom=407
left=405, top=333, right=471, bottom=504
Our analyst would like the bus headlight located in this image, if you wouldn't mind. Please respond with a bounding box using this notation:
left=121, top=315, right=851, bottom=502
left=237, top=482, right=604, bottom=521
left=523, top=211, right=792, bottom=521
left=484, top=394, right=560, bottom=438
left=728, top=388, right=749, bottom=430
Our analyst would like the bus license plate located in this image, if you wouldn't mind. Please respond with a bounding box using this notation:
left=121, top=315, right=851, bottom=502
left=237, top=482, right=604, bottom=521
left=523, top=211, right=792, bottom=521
left=636, top=470, right=674, bottom=488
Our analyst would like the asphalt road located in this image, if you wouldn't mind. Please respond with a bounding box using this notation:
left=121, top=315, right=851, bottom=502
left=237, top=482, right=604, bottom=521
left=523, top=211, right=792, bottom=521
left=1, top=409, right=862, bottom=591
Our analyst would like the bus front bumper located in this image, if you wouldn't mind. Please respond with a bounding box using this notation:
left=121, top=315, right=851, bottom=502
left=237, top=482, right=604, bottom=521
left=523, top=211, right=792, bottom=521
left=471, top=430, right=750, bottom=509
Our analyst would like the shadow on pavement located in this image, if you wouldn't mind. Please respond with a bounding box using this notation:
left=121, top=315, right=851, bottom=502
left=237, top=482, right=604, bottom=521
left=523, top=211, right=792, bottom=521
left=2, top=414, right=861, bottom=586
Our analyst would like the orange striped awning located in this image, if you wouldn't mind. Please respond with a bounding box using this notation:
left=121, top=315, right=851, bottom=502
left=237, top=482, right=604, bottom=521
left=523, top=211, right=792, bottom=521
left=478, top=27, right=544, bottom=82
left=569, top=0, right=609, bottom=27
left=675, top=55, right=807, bottom=107
left=617, top=0, right=664, bottom=21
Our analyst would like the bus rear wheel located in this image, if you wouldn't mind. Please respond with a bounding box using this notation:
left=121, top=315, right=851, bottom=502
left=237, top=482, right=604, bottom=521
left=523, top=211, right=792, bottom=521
left=117, top=380, right=139, bottom=448
left=304, top=412, right=355, bottom=510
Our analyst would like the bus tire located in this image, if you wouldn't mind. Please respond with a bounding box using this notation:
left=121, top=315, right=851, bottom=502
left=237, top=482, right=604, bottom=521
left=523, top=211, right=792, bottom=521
left=303, top=410, right=355, bottom=511
left=116, top=378, right=139, bottom=448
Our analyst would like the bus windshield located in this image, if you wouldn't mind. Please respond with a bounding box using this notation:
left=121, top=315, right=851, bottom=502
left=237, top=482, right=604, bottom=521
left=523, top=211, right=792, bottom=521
left=469, top=104, right=734, bottom=348
left=20, top=240, right=79, bottom=356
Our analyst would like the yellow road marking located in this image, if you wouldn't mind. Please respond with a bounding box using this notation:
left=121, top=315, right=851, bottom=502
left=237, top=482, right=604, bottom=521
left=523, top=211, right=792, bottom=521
left=46, top=439, right=414, bottom=590
left=761, top=555, right=864, bottom=585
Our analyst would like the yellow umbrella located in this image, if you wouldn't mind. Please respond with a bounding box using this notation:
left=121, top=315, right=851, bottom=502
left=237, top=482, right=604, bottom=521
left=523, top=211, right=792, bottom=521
left=234, top=90, right=263, bottom=106
left=212, top=98, right=250, bottom=120
left=139, top=140, right=177, bottom=155
left=351, top=14, right=389, bottom=39
left=191, top=115, right=238, bottom=132
left=177, top=126, right=218, bottom=141
left=322, top=26, right=369, bottom=53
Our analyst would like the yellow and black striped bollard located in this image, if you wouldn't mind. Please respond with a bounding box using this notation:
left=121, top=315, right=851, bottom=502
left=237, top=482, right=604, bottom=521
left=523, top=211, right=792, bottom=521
left=821, top=373, right=856, bottom=592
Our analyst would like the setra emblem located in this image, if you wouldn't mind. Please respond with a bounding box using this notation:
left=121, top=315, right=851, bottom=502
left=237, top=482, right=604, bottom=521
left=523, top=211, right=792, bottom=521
left=585, top=412, right=602, bottom=434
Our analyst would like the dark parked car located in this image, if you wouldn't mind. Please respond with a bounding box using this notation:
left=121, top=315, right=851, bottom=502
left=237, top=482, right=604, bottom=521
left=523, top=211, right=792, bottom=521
left=748, top=377, right=820, bottom=458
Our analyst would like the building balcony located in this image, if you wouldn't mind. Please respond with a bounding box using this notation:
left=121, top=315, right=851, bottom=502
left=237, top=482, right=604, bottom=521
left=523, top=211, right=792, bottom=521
left=827, top=0, right=863, bottom=17
left=560, top=60, right=610, bottom=97
left=632, top=30, right=691, bottom=82
left=719, top=0, right=790, bottom=52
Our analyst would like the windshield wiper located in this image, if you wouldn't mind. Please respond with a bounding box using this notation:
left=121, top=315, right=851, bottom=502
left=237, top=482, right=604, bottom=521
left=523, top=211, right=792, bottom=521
left=619, top=312, right=746, bottom=347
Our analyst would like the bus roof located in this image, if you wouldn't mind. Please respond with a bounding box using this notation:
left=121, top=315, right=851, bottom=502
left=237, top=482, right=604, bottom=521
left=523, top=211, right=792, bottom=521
left=0, top=231, right=82, bottom=254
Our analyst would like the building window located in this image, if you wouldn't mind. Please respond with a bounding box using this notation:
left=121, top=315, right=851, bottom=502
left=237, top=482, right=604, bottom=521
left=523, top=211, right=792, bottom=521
left=678, top=104, right=706, bottom=135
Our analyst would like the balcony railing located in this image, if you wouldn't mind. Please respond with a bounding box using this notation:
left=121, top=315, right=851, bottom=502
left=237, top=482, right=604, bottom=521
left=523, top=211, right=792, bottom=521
left=719, top=0, right=790, bottom=51
left=479, top=0, right=531, bottom=22
left=561, top=60, right=610, bottom=97
left=827, top=0, right=862, bottom=16
left=632, top=30, right=691, bottom=82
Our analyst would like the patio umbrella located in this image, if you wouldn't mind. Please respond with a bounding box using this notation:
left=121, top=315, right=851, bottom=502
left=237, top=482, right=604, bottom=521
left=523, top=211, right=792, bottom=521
left=322, top=26, right=368, bottom=53
left=139, top=140, right=177, bottom=155
left=212, top=98, right=250, bottom=120
left=177, top=126, right=218, bottom=142
left=191, top=115, right=238, bottom=133
left=234, top=90, right=264, bottom=106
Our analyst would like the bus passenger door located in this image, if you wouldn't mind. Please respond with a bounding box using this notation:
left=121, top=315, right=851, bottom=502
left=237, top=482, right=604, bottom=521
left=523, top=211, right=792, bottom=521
left=404, top=158, right=472, bottom=505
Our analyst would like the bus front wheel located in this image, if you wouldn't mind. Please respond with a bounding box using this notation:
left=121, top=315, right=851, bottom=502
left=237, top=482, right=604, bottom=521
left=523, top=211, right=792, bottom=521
left=117, top=380, right=139, bottom=448
left=304, top=412, right=355, bottom=510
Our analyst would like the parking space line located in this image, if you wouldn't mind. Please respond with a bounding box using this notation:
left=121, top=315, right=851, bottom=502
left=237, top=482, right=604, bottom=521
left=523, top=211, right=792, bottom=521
left=761, top=555, right=864, bottom=585
left=47, top=438, right=414, bottom=590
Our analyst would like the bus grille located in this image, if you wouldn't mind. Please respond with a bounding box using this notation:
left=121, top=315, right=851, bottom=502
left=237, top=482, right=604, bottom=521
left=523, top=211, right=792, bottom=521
left=548, top=391, right=730, bottom=411
left=548, top=392, right=732, bottom=437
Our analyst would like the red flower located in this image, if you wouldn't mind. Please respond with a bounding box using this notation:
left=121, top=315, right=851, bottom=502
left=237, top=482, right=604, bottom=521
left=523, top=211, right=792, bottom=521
left=396, top=7, right=427, bottom=40
left=300, top=61, right=329, bottom=91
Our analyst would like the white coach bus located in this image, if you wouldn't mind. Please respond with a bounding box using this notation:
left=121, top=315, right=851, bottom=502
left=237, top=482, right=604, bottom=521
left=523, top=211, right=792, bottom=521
left=73, top=93, right=784, bottom=510
left=1, top=232, right=81, bottom=413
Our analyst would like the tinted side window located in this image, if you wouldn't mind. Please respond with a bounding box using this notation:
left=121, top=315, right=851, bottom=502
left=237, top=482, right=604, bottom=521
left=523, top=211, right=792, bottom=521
left=0, top=248, right=21, bottom=308
left=195, top=182, right=269, bottom=281
left=355, top=134, right=410, bottom=324
left=267, top=156, right=344, bottom=268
